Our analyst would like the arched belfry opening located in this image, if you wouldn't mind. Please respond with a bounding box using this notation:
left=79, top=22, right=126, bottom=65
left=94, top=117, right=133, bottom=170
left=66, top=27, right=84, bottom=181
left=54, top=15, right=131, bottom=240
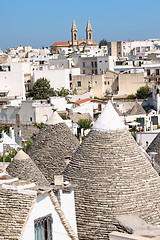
left=71, top=19, right=78, bottom=46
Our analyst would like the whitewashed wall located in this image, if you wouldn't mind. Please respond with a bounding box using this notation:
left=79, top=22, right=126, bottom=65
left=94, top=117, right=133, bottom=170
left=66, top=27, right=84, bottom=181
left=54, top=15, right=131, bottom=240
left=50, top=97, right=67, bottom=111
left=23, top=193, right=72, bottom=240
left=33, top=69, right=70, bottom=90
left=60, top=189, right=78, bottom=236
left=72, top=102, right=93, bottom=118
left=0, top=71, right=25, bottom=99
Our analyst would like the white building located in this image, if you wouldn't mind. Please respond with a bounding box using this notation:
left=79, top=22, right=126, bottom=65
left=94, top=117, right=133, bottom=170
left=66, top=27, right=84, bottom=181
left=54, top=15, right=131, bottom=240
left=23, top=189, right=77, bottom=240
left=0, top=97, right=72, bottom=124
left=0, top=100, right=53, bottom=124
left=33, top=68, right=80, bottom=90
left=0, top=168, right=78, bottom=240
left=108, top=39, right=160, bottom=58
left=0, top=62, right=31, bottom=101
left=77, top=55, right=115, bottom=75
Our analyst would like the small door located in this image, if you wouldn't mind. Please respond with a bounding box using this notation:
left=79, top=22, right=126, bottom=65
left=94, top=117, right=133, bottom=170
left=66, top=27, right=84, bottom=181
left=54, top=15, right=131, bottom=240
left=98, top=104, right=102, bottom=111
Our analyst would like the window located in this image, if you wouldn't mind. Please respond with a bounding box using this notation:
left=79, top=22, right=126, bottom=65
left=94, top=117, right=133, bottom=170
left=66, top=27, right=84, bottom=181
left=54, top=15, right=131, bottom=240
left=74, top=33, right=77, bottom=40
left=92, top=70, right=94, bottom=74
left=30, top=117, right=32, bottom=122
left=104, top=81, right=107, bottom=85
left=69, top=74, right=72, bottom=81
left=95, top=69, right=97, bottom=75
left=147, top=69, right=150, bottom=76
left=34, top=214, right=53, bottom=240
left=91, top=62, right=94, bottom=68
left=156, top=69, right=159, bottom=75
left=136, top=47, right=140, bottom=53
left=83, top=70, right=85, bottom=74
left=108, top=81, right=110, bottom=85
left=83, top=62, right=85, bottom=68
left=95, top=81, right=97, bottom=84
left=89, top=33, right=92, bottom=40
left=95, top=62, right=97, bottom=68
left=77, top=81, right=81, bottom=87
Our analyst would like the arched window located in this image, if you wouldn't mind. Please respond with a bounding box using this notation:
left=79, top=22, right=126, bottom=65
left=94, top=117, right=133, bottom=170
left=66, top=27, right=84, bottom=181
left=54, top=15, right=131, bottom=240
left=74, top=33, right=77, bottom=40
left=89, top=33, right=92, bottom=40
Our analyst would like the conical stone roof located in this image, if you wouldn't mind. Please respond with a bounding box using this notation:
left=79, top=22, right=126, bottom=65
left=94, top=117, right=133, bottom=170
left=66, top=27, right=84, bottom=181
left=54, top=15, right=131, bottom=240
left=46, top=110, right=64, bottom=125
left=28, top=111, right=80, bottom=183
left=126, top=101, right=146, bottom=115
left=147, top=132, right=160, bottom=173
left=6, top=150, right=49, bottom=187
left=63, top=101, right=160, bottom=240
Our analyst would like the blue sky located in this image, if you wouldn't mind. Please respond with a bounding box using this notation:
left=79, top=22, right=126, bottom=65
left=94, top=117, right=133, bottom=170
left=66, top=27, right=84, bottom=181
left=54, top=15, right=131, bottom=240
left=1, top=0, right=160, bottom=50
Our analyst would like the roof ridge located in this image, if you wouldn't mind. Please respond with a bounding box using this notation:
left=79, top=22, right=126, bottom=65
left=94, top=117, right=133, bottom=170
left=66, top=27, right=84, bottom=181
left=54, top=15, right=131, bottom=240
left=49, top=191, right=78, bottom=240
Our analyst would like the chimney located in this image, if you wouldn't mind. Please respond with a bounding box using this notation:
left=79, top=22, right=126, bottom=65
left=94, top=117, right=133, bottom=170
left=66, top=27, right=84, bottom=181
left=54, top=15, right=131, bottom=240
left=54, top=175, right=63, bottom=186
left=1, top=130, right=4, bottom=139
left=9, top=127, right=15, bottom=142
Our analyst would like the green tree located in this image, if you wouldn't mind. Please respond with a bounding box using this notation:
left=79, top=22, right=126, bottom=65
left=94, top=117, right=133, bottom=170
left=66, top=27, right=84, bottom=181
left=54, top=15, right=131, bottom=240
left=0, top=66, right=5, bottom=71
left=55, top=87, right=72, bottom=102
left=136, top=86, right=152, bottom=99
left=36, top=122, right=45, bottom=130
left=126, top=94, right=136, bottom=99
left=56, top=87, right=71, bottom=97
left=77, top=119, right=92, bottom=130
left=22, top=139, right=33, bottom=153
left=135, top=118, right=142, bottom=124
left=99, top=39, right=107, bottom=48
left=0, top=149, right=17, bottom=162
left=31, top=78, right=56, bottom=99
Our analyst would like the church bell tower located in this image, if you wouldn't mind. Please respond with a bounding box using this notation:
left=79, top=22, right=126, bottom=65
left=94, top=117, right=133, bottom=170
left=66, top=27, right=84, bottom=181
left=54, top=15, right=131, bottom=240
left=86, top=18, right=92, bottom=43
left=71, top=19, right=78, bottom=47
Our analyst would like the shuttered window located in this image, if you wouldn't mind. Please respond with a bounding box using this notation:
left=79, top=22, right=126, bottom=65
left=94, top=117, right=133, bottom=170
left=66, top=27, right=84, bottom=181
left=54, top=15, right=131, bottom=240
left=34, top=214, right=52, bottom=240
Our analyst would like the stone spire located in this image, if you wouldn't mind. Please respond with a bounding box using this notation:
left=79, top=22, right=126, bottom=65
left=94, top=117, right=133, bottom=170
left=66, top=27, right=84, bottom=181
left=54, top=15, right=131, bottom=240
left=86, top=18, right=92, bottom=41
left=71, top=18, right=78, bottom=32
left=86, top=18, right=92, bottom=31
left=64, top=101, right=160, bottom=239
